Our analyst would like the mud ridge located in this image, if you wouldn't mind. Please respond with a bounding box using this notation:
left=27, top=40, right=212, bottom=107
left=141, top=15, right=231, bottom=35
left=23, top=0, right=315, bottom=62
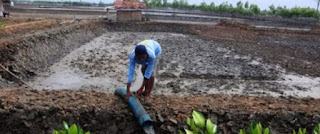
left=0, top=21, right=108, bottom=82
left=0, top=89, right=320, bottom=134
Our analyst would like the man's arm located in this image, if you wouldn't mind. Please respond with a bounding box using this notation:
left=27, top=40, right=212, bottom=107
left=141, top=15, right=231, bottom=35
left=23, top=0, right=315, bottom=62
left=126, top=54, right=135, bottom=101
left=126, top=83, right=131, bottom=101
left=127, top=54, right=135, bottom=83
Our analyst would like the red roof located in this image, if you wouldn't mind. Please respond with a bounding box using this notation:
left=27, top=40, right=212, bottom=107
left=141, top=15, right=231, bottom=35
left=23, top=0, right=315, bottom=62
left=114, top=1, right=146, bottom=9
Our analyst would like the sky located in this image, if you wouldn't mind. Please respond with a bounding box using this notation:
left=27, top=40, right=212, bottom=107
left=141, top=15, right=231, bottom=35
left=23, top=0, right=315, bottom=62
left=64, top=0, right=319, bottom=10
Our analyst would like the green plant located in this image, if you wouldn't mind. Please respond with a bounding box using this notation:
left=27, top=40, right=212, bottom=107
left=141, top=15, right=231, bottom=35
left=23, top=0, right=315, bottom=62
left=180, top=110, right=217, bottom=134
left=293, top=128, right=306, bottom=134
left=0, top=21, right=5, bottom=29
left=314, top=124, right=320, bottom=134
left=53, top=121, right=90, bottom=134
left=239, top=121, right=271, bottom=134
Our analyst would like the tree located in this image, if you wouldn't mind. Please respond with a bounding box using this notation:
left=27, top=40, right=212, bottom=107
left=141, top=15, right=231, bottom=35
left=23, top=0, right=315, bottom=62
left=162, top=0, right=167, bottom=7
left=269, top=4, right=275, bottom=14
left=208, top=2, right=215, bottom=11
left=210, top=2, right=215, bottom=7
left=217, top=2, right=229, bottom=12
left=143, top=0, right=150, bottom=7
left=179, top=0, right=185, bottom=8
left=156, top=0, right=162, bottom=7
left=184, top=0, right=188, bottom=8
left=250, top=4, right=261, bottom=15
left=244, top=1, right=249, bottom=9
left=150, top=0, right=161, bottom=7
left=199, top=1, right=208, bottom=11
left=236, top=1, right=243, bottom=9
left=98, top=0, right=104, bottom=6
left=172, top=0, right=179, bottom=8
left=190, top=4, right=197, bottom=9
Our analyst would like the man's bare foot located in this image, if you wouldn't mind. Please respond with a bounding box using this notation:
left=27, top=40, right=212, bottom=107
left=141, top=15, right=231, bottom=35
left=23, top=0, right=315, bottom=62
left=143, top=95, right=152, bottom=106
left=145, top=95, right=151, bottom=101
left=142, top=91, right=147, bottom=96
left=137, top=89, right=144, bottom=96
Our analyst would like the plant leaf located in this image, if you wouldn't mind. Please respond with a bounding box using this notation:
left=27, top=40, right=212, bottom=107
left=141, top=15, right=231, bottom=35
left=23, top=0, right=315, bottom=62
left=212, top=124, right=217, bottom=134
left=62, top=121, right=69, bottom=130
left=250, top=121, right=257, bottom=133
left=314, top=124, right=320, bottom=133
left=187, top=117, right=192, bottom=127
left=240, top=129, right=246, bottom=134
left=256, top=123, right=262, bottom=134
left=79, top=128, right=84, bottom=134
left=185, top=129, right=194, bottom=134
left=298, top=129, right=302, bottom=134
left=264, top=127, right=270, bottom=134
left=57, top=130, right=67, bottom=134
left=68, top=124, right=78, bottom=134
left=293, top=130, right=296, bottom=134
left=53, top=130, right=59, bottom=134
left=179, top=130, right=184, bottom=134
left=256, top=126, right=262, bottom=134
left=206, top=119, right=216, bottom=134
left=258, top=123, right=263, bottom=131
left=298, top=128, right=304, bottom=134
left=192, top=110, right=205, bottom=128
left=84, top=132, right=90, bottom=134
left=190, top=118, right=198, bottom=134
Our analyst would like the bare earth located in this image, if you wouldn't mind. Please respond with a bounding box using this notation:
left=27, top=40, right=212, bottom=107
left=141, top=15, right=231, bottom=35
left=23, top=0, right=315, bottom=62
left=0, top=6, right=320, bottom=133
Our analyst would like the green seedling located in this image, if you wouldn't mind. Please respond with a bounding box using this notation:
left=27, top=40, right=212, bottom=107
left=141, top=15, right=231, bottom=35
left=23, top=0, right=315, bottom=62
left=239, top=121, right=271, bottom=134
left=293, top=128, right=306, bottom=134
left=53, top=121, right=90, bottom=134
left=314, top=124, right=320, bottom=134
left=182, top=110, right=218, bottom=134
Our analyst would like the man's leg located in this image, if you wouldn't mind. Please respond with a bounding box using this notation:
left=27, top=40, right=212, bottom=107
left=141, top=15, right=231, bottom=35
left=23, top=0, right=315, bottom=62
left=145, top=58, right=157, bottom=100
left=145, top=76, right=154, bottom=100
left=137, top=65, right=146, bottom=95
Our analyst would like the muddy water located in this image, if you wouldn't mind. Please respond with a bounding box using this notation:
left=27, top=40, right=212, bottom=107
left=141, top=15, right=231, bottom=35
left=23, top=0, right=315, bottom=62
left=30, top=32, right=320, bottom=98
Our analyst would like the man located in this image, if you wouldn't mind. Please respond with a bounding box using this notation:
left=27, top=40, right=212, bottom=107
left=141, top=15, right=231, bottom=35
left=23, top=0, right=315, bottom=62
left=126, top=40, right=162, bottom=101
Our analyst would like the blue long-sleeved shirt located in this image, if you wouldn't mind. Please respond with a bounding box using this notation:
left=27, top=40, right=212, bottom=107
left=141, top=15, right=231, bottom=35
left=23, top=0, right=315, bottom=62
left=127, top=40, right=162, bottom=83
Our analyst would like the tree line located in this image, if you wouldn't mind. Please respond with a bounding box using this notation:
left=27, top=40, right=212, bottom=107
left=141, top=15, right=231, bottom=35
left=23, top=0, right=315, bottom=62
left=11, top=0, right=319, bottom=18
left=143, top=0, right=319, bottom=18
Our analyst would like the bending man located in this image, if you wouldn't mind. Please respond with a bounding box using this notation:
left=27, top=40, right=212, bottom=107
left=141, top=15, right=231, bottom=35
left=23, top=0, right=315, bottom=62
left=126, top=40, right=162, bottom=101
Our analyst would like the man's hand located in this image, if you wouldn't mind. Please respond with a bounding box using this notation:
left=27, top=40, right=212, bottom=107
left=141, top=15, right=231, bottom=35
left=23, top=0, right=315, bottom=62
left=137, top=78, right=148, bottom=96
left=126, top=83, right=132, bottom=102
